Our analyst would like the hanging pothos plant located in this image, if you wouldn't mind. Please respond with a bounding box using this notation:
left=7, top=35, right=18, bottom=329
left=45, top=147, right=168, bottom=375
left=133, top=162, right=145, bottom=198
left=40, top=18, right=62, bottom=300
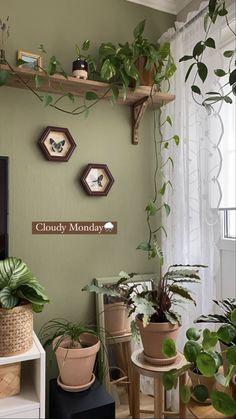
left=180, top=0, right=236, bottom=112
left=0, top=17, right=179, bottom=267
left=136, top=106, right=179, bottom=266
left=0, top=18, right=175, bottom=117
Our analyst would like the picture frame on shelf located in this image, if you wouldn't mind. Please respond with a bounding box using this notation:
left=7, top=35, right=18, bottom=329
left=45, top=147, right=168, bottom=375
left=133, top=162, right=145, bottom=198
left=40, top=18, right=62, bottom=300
left=80, top=164, right=114, bottom=196
left=17, top=50, right=42, bottom=70
left=38, top=126, right=76, bottom=162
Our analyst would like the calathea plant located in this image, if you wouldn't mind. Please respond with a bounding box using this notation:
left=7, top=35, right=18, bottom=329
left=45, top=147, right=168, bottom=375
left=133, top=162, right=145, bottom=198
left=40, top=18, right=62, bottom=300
left=0, top=257, right=49, bottom=312
left=83, top=265, right=205, bottom=331
left=82, top=271, right=137, bottom=305
left=128, top=264, right=205, bottom=328
left=195, top=298, right=236, bottom=345
left=180, top=0, right=236, bottom=111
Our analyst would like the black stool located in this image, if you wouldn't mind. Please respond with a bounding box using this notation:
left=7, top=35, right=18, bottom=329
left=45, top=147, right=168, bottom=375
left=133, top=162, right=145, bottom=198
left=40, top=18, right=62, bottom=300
left=49, top=378, right=115, bottom=419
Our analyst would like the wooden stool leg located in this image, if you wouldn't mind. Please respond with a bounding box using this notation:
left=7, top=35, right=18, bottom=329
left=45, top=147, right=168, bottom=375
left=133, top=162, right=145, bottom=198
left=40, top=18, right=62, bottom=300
left=179, top=373, right=187, bottom=419
left=154, top=377, right=164, bottom=419
left=132, top=366, right=140, bottom=419
left=123, top=341, right=133, bottom=417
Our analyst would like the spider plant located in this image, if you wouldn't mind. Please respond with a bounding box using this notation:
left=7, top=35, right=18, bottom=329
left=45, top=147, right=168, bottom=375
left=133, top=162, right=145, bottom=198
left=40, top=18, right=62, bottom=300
left=39, top=318, right=107, bottom=382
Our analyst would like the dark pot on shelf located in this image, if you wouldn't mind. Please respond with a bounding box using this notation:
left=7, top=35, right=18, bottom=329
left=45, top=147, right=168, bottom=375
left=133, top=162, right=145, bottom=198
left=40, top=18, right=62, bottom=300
left=72, top=58, right=88, bottom=80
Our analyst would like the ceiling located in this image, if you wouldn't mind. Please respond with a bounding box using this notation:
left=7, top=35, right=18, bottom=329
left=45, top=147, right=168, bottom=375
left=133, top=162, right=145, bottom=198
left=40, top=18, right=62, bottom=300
left=126, top=0, right=193, bottom=15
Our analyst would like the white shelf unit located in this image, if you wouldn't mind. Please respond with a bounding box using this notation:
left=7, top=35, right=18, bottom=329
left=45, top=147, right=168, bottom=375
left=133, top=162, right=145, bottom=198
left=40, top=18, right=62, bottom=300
left=0, top=332, right=45, bottom=419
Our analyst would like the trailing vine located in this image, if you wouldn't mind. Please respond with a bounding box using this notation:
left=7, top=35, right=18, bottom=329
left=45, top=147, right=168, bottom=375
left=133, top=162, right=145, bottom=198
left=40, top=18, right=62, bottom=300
left=137, top=95, right=180, bottom=268
left=180, top=0, right=236, bottom=112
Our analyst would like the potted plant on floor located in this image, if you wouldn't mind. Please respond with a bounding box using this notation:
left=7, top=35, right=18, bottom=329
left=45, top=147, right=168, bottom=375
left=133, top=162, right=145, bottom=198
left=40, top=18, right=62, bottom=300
left=39, top=319, right=105, bottom=392
left=0, top=257, right=49, bottom=357
left=163, top=325, right=236, bottom=417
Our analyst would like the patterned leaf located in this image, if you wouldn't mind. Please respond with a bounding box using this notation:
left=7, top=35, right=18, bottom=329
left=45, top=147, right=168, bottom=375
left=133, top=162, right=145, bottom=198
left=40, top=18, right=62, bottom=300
left=0, top=286, right=19, bottom=308
left=82, top=283, right=120, bottom=297
left=169, top=285, right=196, bottom=305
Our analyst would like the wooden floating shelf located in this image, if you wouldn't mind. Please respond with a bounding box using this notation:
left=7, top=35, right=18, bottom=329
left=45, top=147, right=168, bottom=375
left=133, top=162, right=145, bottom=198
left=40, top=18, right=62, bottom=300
left=0, top=64, right=175, bottom=143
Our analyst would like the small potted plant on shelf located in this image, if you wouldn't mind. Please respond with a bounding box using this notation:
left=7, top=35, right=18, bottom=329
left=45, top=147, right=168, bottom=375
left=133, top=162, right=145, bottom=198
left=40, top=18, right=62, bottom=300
left=39, top=319, right=105, bottom=392
left=72, top=40, right=96, bottom=80
left=0, top=257, right=49, bottom=357
left=131, top=19, right=176, bottom=87
left=163, top=325, right=236, bottom=417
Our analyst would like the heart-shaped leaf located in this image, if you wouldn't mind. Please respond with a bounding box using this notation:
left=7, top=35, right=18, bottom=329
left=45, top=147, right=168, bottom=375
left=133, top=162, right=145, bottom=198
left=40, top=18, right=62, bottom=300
left=85, top=91, right=98, bottom=101
left=162, top=338, right=177, bottom=358
left=197, top=62, right=208, bottom=83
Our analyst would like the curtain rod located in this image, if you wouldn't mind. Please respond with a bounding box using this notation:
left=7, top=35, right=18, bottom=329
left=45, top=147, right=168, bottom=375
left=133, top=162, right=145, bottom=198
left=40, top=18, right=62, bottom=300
left=171, top=4, right=209, bottom=39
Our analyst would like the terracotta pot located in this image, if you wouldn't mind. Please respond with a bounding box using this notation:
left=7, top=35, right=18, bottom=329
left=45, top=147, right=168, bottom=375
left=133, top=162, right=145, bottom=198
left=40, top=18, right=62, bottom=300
left=188, top=370, right=216, bottom=404
left=124, top=306, right=131, bottom=333
left=53, top=333, right=100, bottom=388
left=104, top=302, right=127, bottom=336
left=135, top=56, right=156, bottom=86
left=136, top=317, right=180, bottom=365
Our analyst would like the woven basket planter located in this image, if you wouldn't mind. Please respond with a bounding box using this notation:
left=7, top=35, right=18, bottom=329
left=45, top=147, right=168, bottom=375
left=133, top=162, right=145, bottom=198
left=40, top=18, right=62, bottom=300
left=0, top=362, right=21, bottom=398
left=0, top=303, right=33, bottom=356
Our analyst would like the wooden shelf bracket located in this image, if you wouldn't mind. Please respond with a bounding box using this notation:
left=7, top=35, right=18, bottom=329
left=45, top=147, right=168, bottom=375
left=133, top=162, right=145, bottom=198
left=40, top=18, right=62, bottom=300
left=132, top=97, right=149, bottom=145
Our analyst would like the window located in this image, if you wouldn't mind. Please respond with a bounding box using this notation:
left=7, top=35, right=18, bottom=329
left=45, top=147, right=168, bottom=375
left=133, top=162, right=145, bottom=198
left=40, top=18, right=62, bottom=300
left=218, top=34, right=236, bottom=239
left=223, top=209, right=236, bottom=239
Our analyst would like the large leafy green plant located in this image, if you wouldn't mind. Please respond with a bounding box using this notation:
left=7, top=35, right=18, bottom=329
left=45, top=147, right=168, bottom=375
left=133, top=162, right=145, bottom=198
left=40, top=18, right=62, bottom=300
left=132, top=20, right=176, bottom=87
left=163, top=325, right=236, bottom=416
left=98, top=20, right=176, bottom=98
left=0, top=257, right=49, bottom=312
left=128, top=264, right=205, bottom=327
left=83, top=265, right=205, bottom=329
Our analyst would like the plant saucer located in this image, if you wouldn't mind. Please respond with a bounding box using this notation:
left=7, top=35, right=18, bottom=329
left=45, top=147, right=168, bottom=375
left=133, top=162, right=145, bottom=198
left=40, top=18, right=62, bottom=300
left=57, top=373, right=95, bottom=392
left=143, top=351, right=179, bottom=366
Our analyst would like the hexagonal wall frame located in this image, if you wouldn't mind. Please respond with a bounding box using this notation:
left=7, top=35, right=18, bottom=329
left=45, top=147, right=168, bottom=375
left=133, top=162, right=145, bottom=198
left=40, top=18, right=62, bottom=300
left=80, top=164, right=114, bottom=196
left=38, top=126, right=76, bottom=161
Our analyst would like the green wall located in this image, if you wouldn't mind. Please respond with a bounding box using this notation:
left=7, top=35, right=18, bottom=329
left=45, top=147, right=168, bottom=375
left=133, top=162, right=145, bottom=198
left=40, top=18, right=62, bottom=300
left=0, top=0, right=175, bottom=331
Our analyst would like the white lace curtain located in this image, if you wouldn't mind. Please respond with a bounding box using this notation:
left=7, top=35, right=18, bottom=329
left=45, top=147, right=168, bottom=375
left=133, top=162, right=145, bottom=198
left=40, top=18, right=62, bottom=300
left=159, top=1, right=235, bottom=409
left=140, top=0, right=236, bottom=402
